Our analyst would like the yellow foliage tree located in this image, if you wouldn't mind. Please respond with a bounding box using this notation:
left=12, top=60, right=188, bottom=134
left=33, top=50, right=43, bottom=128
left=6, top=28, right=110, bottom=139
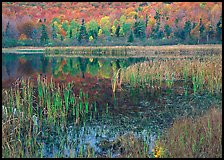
left=19, top=33, right=27, bottom=40
left=98, top=28, right=103, bottom=37
left=89, top=35, right=93, bottom=41
left=148, top=17, right=156, bottom=28
left=111, top=25, right=116, bottom=36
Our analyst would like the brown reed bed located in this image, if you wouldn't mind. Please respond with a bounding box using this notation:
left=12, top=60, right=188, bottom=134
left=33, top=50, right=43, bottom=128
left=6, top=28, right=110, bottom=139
left=43, top=44, right=222, bottom=56
left=155, top=107, right=222, bottom=158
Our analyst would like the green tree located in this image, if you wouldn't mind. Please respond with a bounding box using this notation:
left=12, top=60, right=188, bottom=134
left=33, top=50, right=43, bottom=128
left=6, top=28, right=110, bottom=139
left=146, top=14, right=149, bottom=27
left=113, top=19, right=119, bottom=27
left=164, top=24, right=172, bottom=38
left=115, top=25, right=120, bottom=37
left=174, top=28, right=185, bottom=40
left=134, top=19, right=146, bottom=39
left=40, top=24, right=49, bottom=44
left=100, top=16, right=110, bottom=36
left=78, top=19, right=88, bottom=43
left=199, top=18, right=205, bottom=39
left=216, top=16, right=222, bottom=41
left=151, top=21, right=160, bottom=39
left=120, top=15, right=126, bottom=26
left=69, top=28, right=72, bottom=38
left=127, top=30, right=134, bottom=42
left=119, top=26, right=125, bottom=37
left=51, top=23, right=57, bottom=40
left=70, top=19, right=80, bottom=39
left=123, top=23, right=131, bottom=35
left=154, top=10, right=161, bottom=22
left=88, top=19, right=99, bottom=40
left=5, top=21, right=11, bottom=39
left=62, top=20, right=69, bottom=32
left=184, top=20, right=191, bottom=39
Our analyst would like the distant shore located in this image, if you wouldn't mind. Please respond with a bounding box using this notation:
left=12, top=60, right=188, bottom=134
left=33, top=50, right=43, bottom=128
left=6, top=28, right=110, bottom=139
left=2, top=44, right=222, bottom=56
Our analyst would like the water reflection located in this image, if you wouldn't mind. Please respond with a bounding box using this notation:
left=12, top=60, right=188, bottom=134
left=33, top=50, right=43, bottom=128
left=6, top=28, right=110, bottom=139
left=2, top=54, right=147, bottom=87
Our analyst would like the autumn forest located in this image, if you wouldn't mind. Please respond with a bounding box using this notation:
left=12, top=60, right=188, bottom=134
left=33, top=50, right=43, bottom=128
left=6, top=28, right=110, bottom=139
left=2, top=2, right=222, bottom=47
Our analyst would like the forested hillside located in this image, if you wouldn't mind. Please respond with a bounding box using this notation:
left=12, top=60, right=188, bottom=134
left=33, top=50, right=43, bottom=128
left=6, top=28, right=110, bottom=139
left=2, top=2, right=222, bottom=47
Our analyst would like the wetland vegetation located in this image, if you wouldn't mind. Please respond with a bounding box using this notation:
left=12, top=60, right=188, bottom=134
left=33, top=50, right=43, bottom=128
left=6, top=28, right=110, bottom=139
left=2, top=45, right=222, bottom=158
left=2, top=2, right=222, bottom=158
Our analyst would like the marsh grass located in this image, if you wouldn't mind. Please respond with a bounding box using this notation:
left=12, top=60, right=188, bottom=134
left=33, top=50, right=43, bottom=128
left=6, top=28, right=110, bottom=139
left=2, top=75, right=110, bottom=158
left=156, top=107, right=222, bottom=158
left=44, top=45, right=222, bottom=57
left=120, top=55, right=222, bottom=95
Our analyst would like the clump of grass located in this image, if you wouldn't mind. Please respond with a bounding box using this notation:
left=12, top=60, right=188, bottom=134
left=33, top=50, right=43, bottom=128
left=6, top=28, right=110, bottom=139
left=44, top=45, right=222, bottom=57
left=97, top=132, right=150, bottom=158
left=120, top=55, right=222, bottom=95
left=156, top=107, right=222, bottom=158
left=2, top=75, right=106, bottom=158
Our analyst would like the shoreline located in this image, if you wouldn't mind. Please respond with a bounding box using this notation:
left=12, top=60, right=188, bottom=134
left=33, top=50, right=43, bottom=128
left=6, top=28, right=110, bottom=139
left=2, top=44, right=222, bottom=56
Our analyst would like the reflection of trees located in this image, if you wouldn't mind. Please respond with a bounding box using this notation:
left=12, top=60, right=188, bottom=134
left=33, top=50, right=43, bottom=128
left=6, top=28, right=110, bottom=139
left=87, top=58, right=100, bottom=77
left=17, top=59, right=34, bottom=77
left=70, top=58, right=81, bottom=76
left=36, top=56, right=148, bottom=79
left=52, top=58, right=64, bottom=78
left=62, top=58, right=72, bottom=75
left=40, top=56, right=49, bottom=74
left=78, top=57, right=88, bottom=78
left=99, top=59, right=112, bottom=79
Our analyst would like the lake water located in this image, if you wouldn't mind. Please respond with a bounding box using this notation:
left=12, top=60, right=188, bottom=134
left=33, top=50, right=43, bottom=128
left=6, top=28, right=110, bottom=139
left=2, top=53, right=222, bottom=158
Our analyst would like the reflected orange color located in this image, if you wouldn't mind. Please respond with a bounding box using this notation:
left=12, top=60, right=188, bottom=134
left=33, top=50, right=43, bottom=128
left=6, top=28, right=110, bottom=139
left=19, top=58, right=26, bottom=64
left=61, top=59, right=67, bottom=66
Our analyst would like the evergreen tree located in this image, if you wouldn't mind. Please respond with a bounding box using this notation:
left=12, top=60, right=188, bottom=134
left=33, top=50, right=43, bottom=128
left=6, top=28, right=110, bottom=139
left=127, top=30, right=134, bottom=42
left=31, top=28, right=38, bottom=44
left=5, top=22, right=11, bottom=39
left=151, top=21, right=160, bottom=39
left=216, top=16, right=222, bottom=41
left=69, top=29, right=72, bottom=38
left=146, top=14, right=149, bottom=27
left=134, top=19, right=146, bottom=39
left=154, top=10, right=161, bottom=22
left=40, top=24, right=49, bottom=44
left=164, top=24, right=172, bottom=38
left=78, top=19, right=88, bottom=43
left=60, top=35, right=64, bottom=41
left=206, top=24, right=214, bottom=43
left=184, top=20, right=191, bottom=39
left=115, top=25, right=120, bottom=37
left=174, top=29, right=185, bottom=40
left=88, top=19, right=99, bottom=39
left=51, top=23, right=57, bottom=40
left=199, top=18, right=205, bottom=39
left=119, top=27, right=125, bottom=37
